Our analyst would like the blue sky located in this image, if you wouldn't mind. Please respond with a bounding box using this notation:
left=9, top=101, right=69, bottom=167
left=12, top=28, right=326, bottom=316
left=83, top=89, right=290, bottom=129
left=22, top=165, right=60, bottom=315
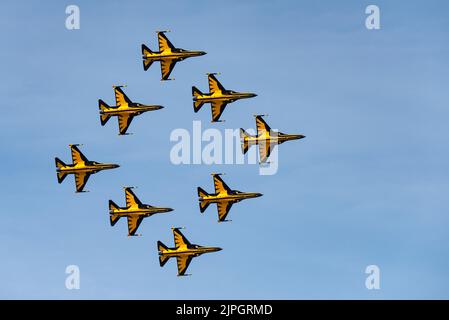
left=1, top=0, right=449, bottom=299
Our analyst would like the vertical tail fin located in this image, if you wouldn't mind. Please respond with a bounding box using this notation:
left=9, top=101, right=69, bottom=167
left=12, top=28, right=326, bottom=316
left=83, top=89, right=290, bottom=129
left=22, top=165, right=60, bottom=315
left=98, top=99, right=111, bottom=125
left=157, top=241, right=170, bottom=266
left=55, top=158, right=68, bottom=183
left=240, top=128, right=253, bottom=154
left=192, top=86, right=205, bottom=112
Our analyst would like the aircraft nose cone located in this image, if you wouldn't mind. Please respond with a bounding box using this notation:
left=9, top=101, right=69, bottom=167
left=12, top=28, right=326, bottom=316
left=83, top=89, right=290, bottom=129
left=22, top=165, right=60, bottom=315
left=256, top=193, right=263, bottom=197
left=166, top=208, right=174, bottom=212
left=215, top=247, right=222, bottom=252
left=112, top=164, right=120, bottom=168
left=250, top=93, right=258, bottom=98
left=199, top=51, right=207, bottom=56
left=156, top=105, right=164, bottom=110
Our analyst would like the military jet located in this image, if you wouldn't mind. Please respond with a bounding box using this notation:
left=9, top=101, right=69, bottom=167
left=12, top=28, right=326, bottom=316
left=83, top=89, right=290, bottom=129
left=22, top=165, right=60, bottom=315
left=99, top=85, right=163, bottom=135
left=240, top=115, right=305, bottom=163
left=197, top=173, right=262, bottom=222
left=55, top=144, right=119, bottom=193
left=141, top=31, right=206, bottom=80
left=109, top=187, right=173, bottom=236
left=192, top=73, right=257, bottom=122
left=158, top=227, right=222, bottom=276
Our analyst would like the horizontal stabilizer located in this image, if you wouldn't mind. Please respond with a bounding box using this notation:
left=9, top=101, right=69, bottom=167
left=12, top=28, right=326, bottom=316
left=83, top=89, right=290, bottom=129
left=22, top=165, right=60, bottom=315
left=109, top=199, right=119, bottom=212
left=55, top=158, right=68, bottom=183
left=158, top=240, right=168, bottom=252
left=192, top=86, right=203, bottom=98
left=240, top=128, right=253, bottom=154
left=197, top=186, right=209, bottom=199
left=199, top=200, right=211, bottom=213
left=56, top=172, right=67, bottom=184
left=55, top=157, right=66, bottom=169
left=157, top=241, right=170, bottom=266
left=159, top=254, right=170, bottom=267
left=142, top=44, right=153, bottom=56
left=141, top=44, right=154, bottom=71
left=192, top=87, right=204, bottom=112
left=110, top=214, right=120, bottom=226
left=193, top=100, right=205, bottom=113
left=98, top=99, right=112, bottom=125
left=143, top=59, right=154, bottom=71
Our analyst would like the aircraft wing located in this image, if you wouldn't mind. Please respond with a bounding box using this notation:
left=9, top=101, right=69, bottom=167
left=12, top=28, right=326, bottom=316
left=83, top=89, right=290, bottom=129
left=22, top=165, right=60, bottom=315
left=208, top=74, right=226, bottom=94
left=71, top=145, right=89, bottom=165
left=255, top=115, right=272, bottom=136
left=114, top=87, right=132, bottom=107
left=258, top=140, right=273, bottom=163
left=117, top=114, right=134, bottom=135
left=173, top=228, right=192, bottom=248
left=213, top=174, right=232, bottom=195
left=127, top=216, right=144, bottom=236
left=158, top=32, right=175, bottom=52
left=160, top=58, right=178, bottom=80
left=125, top=188, right=143, bottom=208
left=176, top=254, right=194, bottom=276
left=74, top=172, right=91, bottom=192
left=216, top=200, right=234, bottom=222
left=210, top=101, right=228, bottom=122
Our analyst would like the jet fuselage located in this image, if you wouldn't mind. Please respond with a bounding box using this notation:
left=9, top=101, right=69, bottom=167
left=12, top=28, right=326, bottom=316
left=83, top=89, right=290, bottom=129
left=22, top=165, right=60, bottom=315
left=57, top=162, right=119, bottom=174
left=100, top=104, right=163, bottom=116
left=143, top=49, right=206, bottom=61
left=245, top=132, right=306, bottom=146
left=110, top=206, right=173, bottom=217
left=159, top=245, right=222, bottom=257
left=199, top=191, right=262, bottom=203
left=193, top=91, right=257, bottom=103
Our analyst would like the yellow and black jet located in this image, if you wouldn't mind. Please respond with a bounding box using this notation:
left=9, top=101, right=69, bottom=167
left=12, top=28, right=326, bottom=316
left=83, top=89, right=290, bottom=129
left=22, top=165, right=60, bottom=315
left=192, top=73, right=257, bottom=122
left=55, top=144, right=119, bottom=193
left=99, top=85, right=163, bottom=135
left=240, top=115, right=306, bottom=163
left=109, top=187, right=173, bottom=236
left=157, top=227, right=222, bottom=276
left=141, top=31, right=206, bottom=81
left=197, top=173, right=262, bottom=222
